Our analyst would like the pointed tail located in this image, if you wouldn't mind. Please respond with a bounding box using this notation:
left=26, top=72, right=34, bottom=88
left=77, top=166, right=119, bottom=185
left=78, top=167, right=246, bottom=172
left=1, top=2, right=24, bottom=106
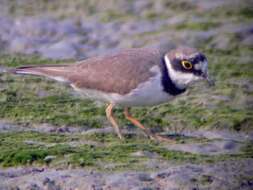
left=9, top=64, right=71, bottom=83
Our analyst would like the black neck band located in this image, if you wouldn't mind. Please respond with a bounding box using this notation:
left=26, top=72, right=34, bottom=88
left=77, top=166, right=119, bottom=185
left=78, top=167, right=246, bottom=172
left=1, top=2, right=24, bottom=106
left=160, top=57, right=186, bottom=95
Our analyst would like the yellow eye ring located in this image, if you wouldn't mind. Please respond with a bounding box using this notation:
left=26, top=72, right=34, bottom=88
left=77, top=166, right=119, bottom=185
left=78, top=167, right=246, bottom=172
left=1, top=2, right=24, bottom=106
left=181, top=60, right=193, bottom=70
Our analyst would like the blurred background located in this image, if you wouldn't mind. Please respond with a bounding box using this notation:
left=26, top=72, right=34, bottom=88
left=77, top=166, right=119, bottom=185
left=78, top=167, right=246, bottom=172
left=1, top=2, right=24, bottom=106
left=0, top=0, right=253, bottom=189
left=0, top=0, right=252, bottom=59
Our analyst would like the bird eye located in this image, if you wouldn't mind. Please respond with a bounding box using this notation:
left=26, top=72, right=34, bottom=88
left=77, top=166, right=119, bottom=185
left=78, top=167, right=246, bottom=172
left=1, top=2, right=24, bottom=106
left=181, top=60, right=192, bottom=70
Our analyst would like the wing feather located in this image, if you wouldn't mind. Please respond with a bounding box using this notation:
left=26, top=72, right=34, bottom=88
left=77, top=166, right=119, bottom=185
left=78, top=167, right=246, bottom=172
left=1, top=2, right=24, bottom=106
left=12, top=48, right=161, bottom=94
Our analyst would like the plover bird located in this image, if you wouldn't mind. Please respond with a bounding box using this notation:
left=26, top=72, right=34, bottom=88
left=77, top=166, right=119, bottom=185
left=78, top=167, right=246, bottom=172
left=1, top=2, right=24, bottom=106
left=11, top=47, right=214, bottom=141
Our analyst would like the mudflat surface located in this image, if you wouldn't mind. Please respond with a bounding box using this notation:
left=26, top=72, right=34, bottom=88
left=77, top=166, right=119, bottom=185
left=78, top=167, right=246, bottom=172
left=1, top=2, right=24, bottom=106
left=0, top=122, right=252, bottom=190
left=0, top=0, right=252, bottom=189
left=1, top=159, right=253, bottom=190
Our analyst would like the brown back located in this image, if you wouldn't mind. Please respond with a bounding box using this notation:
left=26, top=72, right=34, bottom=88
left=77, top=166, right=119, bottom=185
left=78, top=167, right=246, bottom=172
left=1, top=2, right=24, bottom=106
left=14, top=48, right=162, bottom=95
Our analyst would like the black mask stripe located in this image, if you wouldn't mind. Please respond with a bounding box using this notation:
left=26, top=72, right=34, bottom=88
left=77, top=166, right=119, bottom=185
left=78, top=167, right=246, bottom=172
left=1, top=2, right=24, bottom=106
left=160, top=57, right=186, bottom=96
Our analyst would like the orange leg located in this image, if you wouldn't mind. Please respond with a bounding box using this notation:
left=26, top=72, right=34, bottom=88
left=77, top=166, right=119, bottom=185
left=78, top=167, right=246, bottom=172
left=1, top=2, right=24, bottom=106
left=105, top=103, right=124, bottom=140
left=124, top=107, right=155, bottom=140
left=124, top=107, right=175, bottom=142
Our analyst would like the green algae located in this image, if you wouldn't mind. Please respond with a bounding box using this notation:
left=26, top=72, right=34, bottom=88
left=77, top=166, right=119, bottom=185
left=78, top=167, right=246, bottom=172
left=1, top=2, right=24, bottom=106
left=0, top=131, right=252, bottom=169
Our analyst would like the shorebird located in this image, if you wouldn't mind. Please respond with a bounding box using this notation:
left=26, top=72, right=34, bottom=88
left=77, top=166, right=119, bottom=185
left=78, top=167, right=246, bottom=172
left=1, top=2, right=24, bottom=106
left=11, top=47, right=214, bottom=141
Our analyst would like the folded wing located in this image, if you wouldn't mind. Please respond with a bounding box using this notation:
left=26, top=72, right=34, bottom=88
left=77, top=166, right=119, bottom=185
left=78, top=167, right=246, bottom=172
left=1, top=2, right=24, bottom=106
left=11, top=48, right=161, bottom=95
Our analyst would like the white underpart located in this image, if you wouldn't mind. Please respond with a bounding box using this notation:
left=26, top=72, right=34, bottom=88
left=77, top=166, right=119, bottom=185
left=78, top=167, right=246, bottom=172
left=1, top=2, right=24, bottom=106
left=15, top=70, right=41, bottom=75
left=164, top=55, right=201, bottom=89
left=50, top=76, right=69, bottom=83
left=71, top=65, right=172, bottom=107
left=194, top=63, right=202, bottom=70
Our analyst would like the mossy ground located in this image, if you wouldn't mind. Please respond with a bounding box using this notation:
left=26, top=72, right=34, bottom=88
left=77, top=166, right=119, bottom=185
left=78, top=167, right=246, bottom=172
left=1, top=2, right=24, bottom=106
left=0, top=0, right=252, bottom=170
left=0, top=131, right=252, bottom=169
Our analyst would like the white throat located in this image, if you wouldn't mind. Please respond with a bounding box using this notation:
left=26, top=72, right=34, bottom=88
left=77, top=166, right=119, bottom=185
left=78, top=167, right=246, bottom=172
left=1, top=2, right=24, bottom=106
left=164, top=55, right=199, bottom=89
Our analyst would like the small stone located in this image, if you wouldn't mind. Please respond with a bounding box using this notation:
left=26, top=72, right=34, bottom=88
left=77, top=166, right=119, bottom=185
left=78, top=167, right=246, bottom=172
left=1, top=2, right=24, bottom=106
left=221, top=141, right=237, bottom=150
left=131, top=151, right=157, bottom=158
left=43, top=177, right=51, bottom=185
left=27, top=183, right=41, bottom=190
left=156, top=172, right=171, bottom=179
left=138, top=173, right=153, bottom=181
left=24, top=140, right=45, bottom=146
left=56, top=127, right=70, bottom=133
left=44, top=155, right=56, bottom=163
left=43, top=177, right=61, bottom=190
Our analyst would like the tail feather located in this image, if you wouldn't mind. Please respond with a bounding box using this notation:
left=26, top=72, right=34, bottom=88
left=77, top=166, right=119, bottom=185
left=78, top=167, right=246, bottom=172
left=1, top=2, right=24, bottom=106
left=10, top=64, right=71, bottom=83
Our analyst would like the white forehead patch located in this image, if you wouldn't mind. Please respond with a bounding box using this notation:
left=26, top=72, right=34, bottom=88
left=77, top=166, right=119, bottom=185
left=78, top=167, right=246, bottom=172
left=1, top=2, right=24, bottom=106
left=194, top=63, right=202, bottom=70
left=194, top=61, right=208, bottom=72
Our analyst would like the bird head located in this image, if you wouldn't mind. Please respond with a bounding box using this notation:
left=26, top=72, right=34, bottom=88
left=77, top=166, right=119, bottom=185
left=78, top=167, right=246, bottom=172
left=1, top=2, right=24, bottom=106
left=164, top=47, right=214, bottom=89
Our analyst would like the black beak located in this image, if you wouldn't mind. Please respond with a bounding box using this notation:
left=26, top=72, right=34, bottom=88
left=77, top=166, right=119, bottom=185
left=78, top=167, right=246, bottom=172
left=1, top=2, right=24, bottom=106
left=202, top=73, right=215, bottom=86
